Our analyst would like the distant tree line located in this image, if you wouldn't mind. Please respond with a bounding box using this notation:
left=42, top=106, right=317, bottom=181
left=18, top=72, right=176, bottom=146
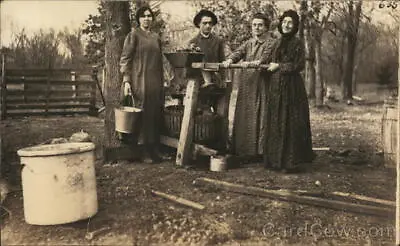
left=1, top=0, right=398, bottom=102
left=1, top=27, right=86, bottom=68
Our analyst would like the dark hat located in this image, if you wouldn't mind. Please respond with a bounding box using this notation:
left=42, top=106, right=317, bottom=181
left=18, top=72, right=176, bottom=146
left=278, top=9, right=300, bottom=36
left=193, top=9, right=218, bottom=28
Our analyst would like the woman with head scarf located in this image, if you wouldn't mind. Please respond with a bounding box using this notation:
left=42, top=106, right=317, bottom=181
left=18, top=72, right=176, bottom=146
left=263, top=10, right=315, bottom=173
left=120, top=6, right=164, bottom=164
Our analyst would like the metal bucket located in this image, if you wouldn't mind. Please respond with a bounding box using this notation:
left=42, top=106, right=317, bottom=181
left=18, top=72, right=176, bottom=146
left=210, top=155, right=228, bottom=172
left=114, top=106, right=142, bottom=134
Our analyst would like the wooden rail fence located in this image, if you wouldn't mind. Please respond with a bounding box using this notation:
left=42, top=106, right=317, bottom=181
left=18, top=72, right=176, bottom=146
left=0, top=60, right=98, bottom=119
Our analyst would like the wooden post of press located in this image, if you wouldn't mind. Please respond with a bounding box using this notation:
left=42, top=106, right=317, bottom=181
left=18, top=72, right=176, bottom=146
left=227, top=71, right=239, bottom=152
left=176, top=78, right=199, bottom=166
left=396, top=24, right=400, bottom=246
left=0, top=54, right=6, bottom=120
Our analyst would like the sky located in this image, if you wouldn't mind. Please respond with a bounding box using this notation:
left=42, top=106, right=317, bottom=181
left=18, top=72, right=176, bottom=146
left=0, top=0, right=397, bottom=47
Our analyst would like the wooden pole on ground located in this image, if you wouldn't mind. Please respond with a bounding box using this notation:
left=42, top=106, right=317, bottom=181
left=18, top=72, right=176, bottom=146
left=194, top=177, right=394, bottom=217
left=151, top=190, right=205, bottom=210
left=396, top=24, right=400, bottom=246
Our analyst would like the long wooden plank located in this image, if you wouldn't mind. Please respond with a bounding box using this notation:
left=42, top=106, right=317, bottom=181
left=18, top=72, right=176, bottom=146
left=7, top=89, right=94, bottom=96
left=331, top=191, right=395, bottom=207
left=6, top=77, right=95, bottom=85
left=160, top=135, right=218, bottom=156
left=6, top=110, right=91, bottom=117
left=176, top=78, right=200, bottom=166
left=5, top=68, right=94, bottom=76
left=6, top=96, right=92, bottom=103
left=192, top=62, right=270, bottom=69
left=6, top=103, right=91, bottom=110
left=194, top=177, right=394, bottom=217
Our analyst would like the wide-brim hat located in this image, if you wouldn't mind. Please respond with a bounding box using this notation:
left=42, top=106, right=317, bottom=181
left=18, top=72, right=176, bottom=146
left=193, top=9, right=218, bottom=28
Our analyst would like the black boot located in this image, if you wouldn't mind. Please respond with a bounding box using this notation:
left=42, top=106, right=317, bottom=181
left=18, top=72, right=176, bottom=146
left=142, top=144, right=162, bottom=164
left=142, top=145, right=154, bottom=164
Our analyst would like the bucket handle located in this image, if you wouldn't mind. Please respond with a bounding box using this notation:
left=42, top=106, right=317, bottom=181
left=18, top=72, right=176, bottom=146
left=120, top=82, right=137, bottom=107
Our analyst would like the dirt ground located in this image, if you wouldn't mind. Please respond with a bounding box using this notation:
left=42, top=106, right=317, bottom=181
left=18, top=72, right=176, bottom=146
left=0, top=101, right=396, bottom=245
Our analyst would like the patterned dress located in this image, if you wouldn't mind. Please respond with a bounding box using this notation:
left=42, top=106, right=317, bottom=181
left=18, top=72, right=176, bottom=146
left=228, top=37, right=274, bottom=156
left=263, top=36, right=315, bottom=170
left=120, top=28, right=164, bottom=145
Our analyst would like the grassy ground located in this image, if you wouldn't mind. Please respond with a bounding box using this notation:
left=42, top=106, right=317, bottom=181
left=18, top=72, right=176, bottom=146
left=0, top=100, right=396, bottom=245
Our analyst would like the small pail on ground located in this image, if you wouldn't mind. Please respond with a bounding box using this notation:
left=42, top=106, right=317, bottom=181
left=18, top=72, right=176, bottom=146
left=210, top=155, right=228, bottom=172
left=115, top=106, right=142, bottom=134
left=382, top=98, right=397, bottom=168
left=17, top=142, right=98, bottom=225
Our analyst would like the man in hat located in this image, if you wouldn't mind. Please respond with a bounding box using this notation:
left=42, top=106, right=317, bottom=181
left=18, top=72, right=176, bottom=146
left=188, top=9, right=226, bottom=88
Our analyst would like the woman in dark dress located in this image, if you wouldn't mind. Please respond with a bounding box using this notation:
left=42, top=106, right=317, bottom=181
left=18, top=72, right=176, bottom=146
left=120, top=6, right=164, bottom=163
left=263, top=10, right=315, bottom=173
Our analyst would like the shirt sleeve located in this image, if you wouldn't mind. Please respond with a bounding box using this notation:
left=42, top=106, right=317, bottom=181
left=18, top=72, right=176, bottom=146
left=278, top=39, right=305, bottom=74
left=120, top=31, right=136, bottom=75
left=188, top=36, right=198, bottom=48
left=260, top=38, right=276, bottom=64
left=228, top=41, right=248, bottom=63
left=219, top=39, right=226, bottom=62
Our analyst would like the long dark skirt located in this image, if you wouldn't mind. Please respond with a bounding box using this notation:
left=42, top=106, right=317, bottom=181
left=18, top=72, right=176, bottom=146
left=263, top=73, right=315, bottom=170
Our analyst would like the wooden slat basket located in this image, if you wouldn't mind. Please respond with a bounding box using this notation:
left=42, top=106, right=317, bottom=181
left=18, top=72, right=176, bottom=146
left=163, top=105, right=220, bottom=144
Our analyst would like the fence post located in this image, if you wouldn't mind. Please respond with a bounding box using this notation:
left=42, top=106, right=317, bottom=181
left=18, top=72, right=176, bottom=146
left=89, top=67, right=98, bottom=116
left=45, top=60, right=53, bottom=116
left=0, top=54, right=6, bottom=120
left=71, top=71, right=77, bottom=98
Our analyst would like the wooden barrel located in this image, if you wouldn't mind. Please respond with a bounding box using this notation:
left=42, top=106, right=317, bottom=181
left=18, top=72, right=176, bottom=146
left=382, top=99, right=398, bottom=168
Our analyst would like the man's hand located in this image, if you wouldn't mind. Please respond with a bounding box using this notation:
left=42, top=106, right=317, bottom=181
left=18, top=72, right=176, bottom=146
left=267, top=62, right=279, bottom=72
left=221, top=59, right=233, bottom=68
left=123, top=81, right=132, bottom=96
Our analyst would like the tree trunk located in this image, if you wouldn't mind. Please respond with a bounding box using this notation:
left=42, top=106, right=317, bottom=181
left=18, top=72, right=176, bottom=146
left=338, top=34, right=346, bottom=86
left=352, top=54, right=359, bottom=93
left=298, top=0, right=307, bottom=43
left=341, top=1, right=362, bottom=100
left=103, top=1, right=131, bottom=162
left=315, top=39, right=324, bottom=106
left=304, top=18, right=316, bottom=101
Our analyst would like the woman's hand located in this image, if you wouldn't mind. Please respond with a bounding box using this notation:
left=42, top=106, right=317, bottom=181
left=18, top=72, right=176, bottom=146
left=123, top=81, right=132, bottom=96
left=246, top=60, right=262, bottom=67
left=251, top=60, right=262, bottom=67
left=267, top=62, right=279, bottom=72
left=221, top=59, right=233, bottom=68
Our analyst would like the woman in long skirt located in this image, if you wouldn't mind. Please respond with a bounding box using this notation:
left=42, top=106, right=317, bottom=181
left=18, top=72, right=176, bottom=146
left=120, top=6, right=164, bottom=164
left=264, top=10, right=315, bottom=173
left=223, top=13, right=274, bottom=159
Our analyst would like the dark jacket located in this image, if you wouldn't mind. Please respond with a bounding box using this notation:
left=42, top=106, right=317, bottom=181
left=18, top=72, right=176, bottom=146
left=188, top=33, right=225, bottom=63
